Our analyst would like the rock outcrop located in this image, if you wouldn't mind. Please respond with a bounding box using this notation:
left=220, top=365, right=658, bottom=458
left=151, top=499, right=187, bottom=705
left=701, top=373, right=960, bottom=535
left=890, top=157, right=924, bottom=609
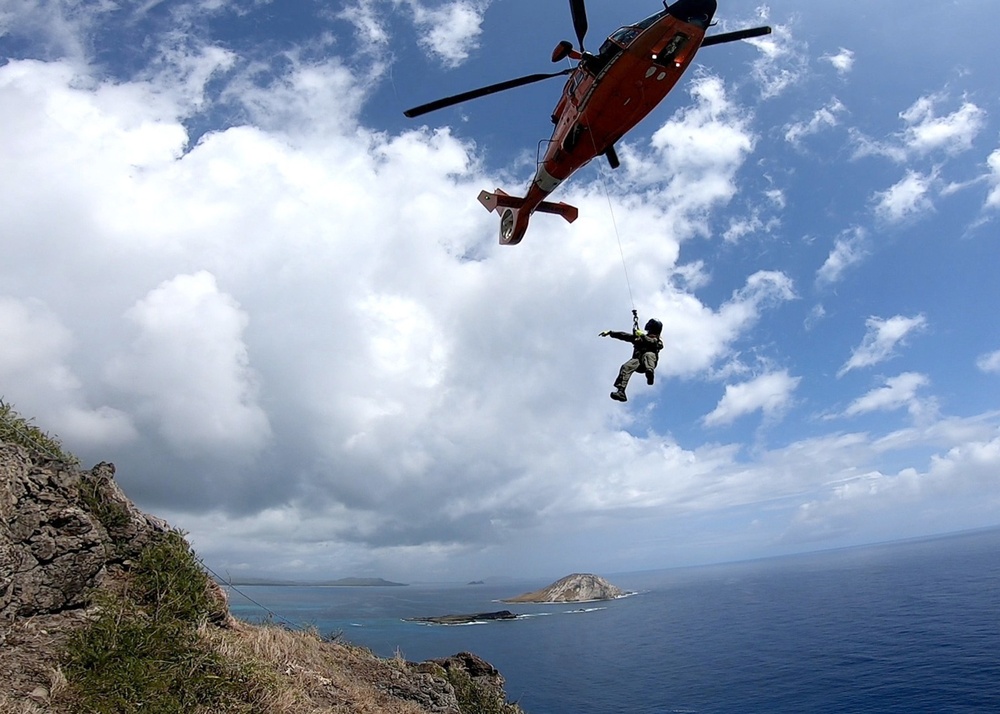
left=0, top=439, right=523, bottom=713
left=502, top=573, right=627, bottom=603
left=0, top=448, right=170, bottom=624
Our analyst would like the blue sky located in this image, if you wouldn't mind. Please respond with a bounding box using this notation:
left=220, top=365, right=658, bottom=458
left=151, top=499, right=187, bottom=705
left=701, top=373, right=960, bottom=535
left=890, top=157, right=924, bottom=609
left=1, top=0, right=999, bottom=581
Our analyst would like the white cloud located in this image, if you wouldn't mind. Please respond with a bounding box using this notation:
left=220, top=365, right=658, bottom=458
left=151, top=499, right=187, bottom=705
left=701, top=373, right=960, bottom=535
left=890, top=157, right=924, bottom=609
left=822, top=47, right=855, bottom=74
left=853, top=95, right=986, bottom=163
left=743, top=14, right=809, bottom=99
left=899, top=96, right=985, bottom=156
left=621, top=73, right=756, bottom=242
left=784, top=428, right=1000, bottom=546
left=338, top=0, right=391, bottom=47
left=977, top=350, right=1000, bottom=374
left=785, top=97, right=846, bottom=147
left=987, top=149, right=1000, bottom=209
left=0, top=296, right=137, bottom=448
left=873, top=170, right=935, bottom=223
left=816, top=227, right=868, bottom=287
left=0, top=52, right=797, bottom=566
left=106, top=272, right=272, bottom=457
left=655, top=271, right=796, bottom=379
left=844, top=372, right=930, bottom=417
left=704, top=370, right=801, bottom=427
left=839, top=315, right=928, bottom=377
left=406, top=0, right=489, bottom=67
left=3, top=2, right=1000, bottom=579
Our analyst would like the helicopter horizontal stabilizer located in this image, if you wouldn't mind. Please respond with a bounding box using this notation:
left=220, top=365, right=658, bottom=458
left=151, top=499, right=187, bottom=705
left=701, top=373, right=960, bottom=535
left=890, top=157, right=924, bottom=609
left=478, top=190, right=578, bottom=224
left=478, top=189, right=578, bottom=245
left=535, top=200, right=579, bottom=224
left=478, top=189, right=520, bottom=212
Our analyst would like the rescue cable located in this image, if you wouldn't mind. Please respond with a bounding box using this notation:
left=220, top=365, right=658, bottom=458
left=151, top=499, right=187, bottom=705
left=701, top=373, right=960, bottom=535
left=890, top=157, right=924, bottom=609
left=585, top=122, right=637, bottom=327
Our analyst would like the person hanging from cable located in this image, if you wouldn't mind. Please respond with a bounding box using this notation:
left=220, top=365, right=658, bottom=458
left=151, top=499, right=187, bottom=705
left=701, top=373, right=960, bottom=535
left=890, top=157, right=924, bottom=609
left=600, top=311, right=663, bottom=402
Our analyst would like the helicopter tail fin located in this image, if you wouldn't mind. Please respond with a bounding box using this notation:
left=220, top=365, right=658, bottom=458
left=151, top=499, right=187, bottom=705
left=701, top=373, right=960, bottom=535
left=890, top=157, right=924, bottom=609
left=478, top=189, right=578, bottom=246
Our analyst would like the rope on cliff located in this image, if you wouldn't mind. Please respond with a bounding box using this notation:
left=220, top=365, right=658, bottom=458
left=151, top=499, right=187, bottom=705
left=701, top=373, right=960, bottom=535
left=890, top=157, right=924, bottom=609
left=196, top=555, right=310, bottom=633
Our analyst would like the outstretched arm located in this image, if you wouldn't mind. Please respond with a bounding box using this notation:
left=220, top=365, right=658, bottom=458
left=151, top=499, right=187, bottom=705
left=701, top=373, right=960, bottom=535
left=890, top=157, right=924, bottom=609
left=599, top=330, right=635, bottom=343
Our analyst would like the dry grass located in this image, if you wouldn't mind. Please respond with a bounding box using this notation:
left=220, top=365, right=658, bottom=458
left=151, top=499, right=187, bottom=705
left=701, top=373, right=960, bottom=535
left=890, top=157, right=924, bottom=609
left=206, top=621, right=437, bottom=714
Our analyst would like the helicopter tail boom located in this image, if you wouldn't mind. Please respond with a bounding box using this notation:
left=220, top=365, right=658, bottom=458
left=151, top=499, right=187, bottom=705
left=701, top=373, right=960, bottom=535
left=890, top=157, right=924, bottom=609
left=478, top=189, right=578, bottom=245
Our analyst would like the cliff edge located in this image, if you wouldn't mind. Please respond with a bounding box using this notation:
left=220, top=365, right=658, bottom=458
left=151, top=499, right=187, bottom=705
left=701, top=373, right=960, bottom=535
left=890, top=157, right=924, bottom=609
left=0, top=410, right=523, bottom=714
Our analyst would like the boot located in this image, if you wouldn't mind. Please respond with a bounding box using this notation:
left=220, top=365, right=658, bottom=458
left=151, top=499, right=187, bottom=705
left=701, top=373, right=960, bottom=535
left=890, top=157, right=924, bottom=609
left=646, top=370, right=655, bottom=386
left=610, top=390, right=627, bottom=402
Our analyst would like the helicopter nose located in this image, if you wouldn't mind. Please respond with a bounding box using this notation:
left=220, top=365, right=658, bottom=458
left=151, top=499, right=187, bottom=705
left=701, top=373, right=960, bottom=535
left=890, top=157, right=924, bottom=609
left=666, top=0, right=717, bottom=27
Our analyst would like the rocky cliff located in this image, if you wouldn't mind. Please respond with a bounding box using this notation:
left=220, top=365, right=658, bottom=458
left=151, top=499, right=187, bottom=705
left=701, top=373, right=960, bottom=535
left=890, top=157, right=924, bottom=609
left=502, top=573, right=627, bottom=603
left=0, top=430, right=523, bottom=714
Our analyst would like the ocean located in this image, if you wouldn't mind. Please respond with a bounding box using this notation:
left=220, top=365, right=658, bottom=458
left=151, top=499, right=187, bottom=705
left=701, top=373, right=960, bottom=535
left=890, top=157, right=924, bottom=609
left=225, top=528, right=1000, bottom=713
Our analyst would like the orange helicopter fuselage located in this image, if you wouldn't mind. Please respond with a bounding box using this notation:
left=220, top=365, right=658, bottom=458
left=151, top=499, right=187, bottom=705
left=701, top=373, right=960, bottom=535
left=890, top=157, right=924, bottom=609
left=494, top=12, right=708, bottom=243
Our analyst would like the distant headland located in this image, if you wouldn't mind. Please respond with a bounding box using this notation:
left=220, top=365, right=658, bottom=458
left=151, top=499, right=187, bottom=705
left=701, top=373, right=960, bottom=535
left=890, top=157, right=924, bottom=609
left=225, top=576, right=407, bottom=587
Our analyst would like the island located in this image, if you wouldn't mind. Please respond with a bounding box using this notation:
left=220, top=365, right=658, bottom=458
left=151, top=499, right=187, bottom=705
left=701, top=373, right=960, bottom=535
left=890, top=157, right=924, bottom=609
left=406, top=610, right=519, bottom=625
left=502, top=573, right=628, bottom=603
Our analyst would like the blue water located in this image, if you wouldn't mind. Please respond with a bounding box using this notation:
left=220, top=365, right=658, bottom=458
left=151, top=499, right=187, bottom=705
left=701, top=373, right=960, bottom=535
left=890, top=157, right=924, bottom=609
left=226, top=529, right=1000, bottom=713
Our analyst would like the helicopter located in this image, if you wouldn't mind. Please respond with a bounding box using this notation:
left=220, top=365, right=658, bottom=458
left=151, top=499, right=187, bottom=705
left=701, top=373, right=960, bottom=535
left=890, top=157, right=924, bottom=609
left=404, top=0, right=771, bottom=245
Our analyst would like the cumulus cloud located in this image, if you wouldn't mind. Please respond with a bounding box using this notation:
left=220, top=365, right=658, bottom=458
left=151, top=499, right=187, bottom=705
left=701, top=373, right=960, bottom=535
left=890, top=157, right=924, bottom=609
left=0, top=296, right=137, bottom=448
left=703, top=370, right=801, bottom=427
left=853, top=94, right=986, bottom=163
left=785, top=97, right=846, bottom=147
left=784, top=427, right=1000, bottom=547
left=873, top=170, right=935, bottom=223
left=844, top=372, right=930, bottom=417
left=0, top=46, right=797, bottom=574
left=977, top=350, right=1000, bottom=374
left=822, top=47, right=854, bottom=74
left=3, top=0, right=1000, bottom=579
left=899, top=96, right=986, bottom=157
left=406, top=0, right=489, bottom=67
left=743, top=12, right=809, bottom=99
left=839, top=315, right=928, bottom=377
left=106, top=272, right=271, bottom=456
left=338, top=0, right=392, bottom=47
left=987, top=149, right=1000, bottom=210
left=816, top=227, right=868, bottom=287
left=620, top=73, right=756, bottom=244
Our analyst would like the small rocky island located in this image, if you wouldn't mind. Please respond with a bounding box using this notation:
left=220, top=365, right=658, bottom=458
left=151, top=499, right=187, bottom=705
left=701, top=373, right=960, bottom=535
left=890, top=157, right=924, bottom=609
left=502, top=573, right=628, bottom=603
left=406, top=610, right=519, bottom=625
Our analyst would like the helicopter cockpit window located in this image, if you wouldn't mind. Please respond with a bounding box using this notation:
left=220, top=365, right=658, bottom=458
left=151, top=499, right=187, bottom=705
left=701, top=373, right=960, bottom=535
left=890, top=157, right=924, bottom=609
left=609, top=27, right=641, bottom=47
left=635, top=10, right=668, bottom=31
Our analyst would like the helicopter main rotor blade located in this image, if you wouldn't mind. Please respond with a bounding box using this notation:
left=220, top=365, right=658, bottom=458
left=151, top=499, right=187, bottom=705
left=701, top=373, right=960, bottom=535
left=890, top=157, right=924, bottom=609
left=569, top=0, right=589, bottom=51
left=403, top=68, right=573, bottom=118
left=701, top=25, right=772, bottom=47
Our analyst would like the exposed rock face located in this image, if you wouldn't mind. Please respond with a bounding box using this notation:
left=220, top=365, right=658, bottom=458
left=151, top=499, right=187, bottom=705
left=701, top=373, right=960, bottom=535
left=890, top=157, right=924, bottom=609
left=0, top=447, right=170, bottom=624
left=502, top=572, right=627, bottom=603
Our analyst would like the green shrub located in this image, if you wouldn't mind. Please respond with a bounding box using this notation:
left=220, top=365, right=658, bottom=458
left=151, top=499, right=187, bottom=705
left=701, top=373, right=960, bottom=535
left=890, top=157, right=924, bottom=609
left=77, top=476, right=131, bottom=533
left=0, top=399, right=78, bottom=464
left=446, top=668, right=524, bottom=714
left=63, top=533, right=266, bottom=713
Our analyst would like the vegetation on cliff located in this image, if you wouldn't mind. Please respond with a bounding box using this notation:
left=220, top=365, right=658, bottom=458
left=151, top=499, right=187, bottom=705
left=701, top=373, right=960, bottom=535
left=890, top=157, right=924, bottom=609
left=0, top=404, right=524, bottom=714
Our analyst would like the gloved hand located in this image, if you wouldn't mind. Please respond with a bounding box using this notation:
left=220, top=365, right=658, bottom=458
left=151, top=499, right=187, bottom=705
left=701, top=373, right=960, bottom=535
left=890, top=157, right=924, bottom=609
left=599, top=330, right=611, bottom=337
left=633, top=329, right=645, bottom=337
